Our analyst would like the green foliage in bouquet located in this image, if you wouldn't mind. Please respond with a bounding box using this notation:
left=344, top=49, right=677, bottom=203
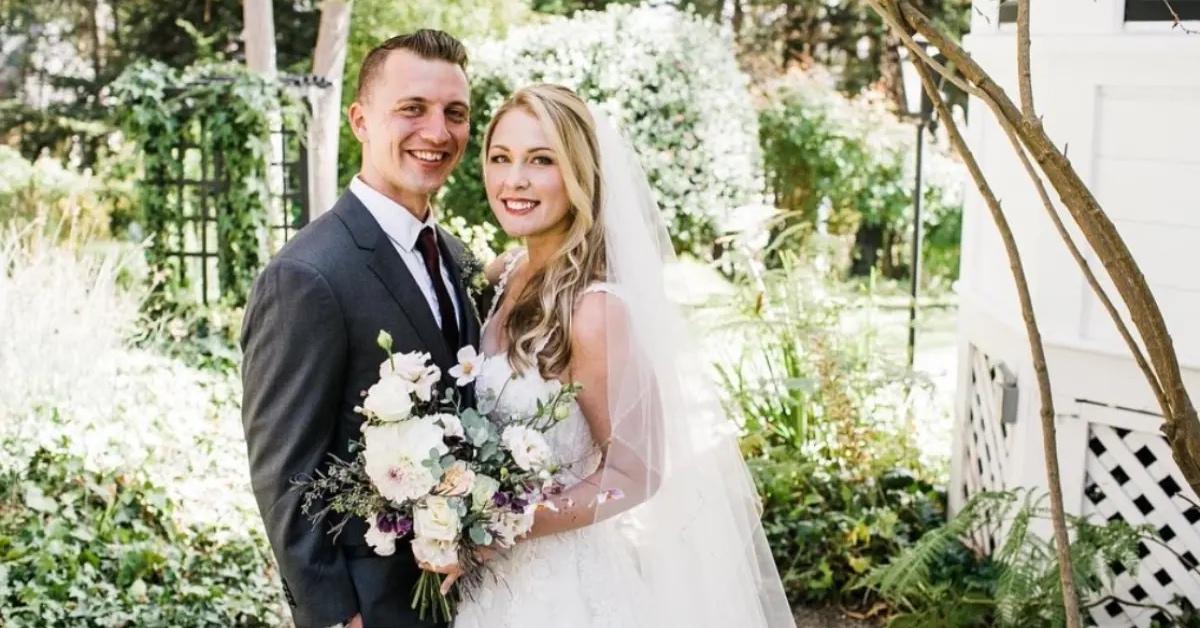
left=0, top=448, right=282, bottom=627
left=299, top=331, right=583, bottom=622
left=441, top=4, right=763, bottom=257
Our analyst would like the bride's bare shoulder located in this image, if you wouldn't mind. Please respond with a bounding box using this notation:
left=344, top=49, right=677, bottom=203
left=569, top=288, right=629, bottom=355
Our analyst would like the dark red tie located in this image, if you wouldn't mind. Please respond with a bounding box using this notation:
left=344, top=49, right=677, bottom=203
left=415, top=227, right=460, bottom=350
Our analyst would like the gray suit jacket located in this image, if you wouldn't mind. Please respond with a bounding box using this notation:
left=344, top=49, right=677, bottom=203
left=240, top=191, right=481, bottom=627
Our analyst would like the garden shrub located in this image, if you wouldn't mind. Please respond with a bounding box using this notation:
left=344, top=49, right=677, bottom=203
left=0, top=448, right=282, bottom=627
left=864, top=491, right=1157, bottom=627
left=441, top=4, right=764, bottom=257
left=751, top=453, right=948, bottom=605
left=757, top=69, right=963, bottom=282
left=716, top=250, right=950, bottom=608
left=0, top=146, right=118, bottom=238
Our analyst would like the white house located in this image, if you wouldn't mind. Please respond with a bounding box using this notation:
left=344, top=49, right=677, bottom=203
left=951, top=1, right=1200, bottom=624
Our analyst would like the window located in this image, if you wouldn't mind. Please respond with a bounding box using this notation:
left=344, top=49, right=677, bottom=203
left=1125, top=0, right=1200, bottom=21
left=998, top=1, right=1017, bottom=23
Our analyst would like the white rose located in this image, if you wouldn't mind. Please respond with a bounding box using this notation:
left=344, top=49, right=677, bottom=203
left=410, top=364, right=442, bottom=403
left=380, top=352, right=442, bottom=402
left=435, top=461, right=475, bottom=497
left=434, top=413, right=464, bottom=440
left=411, top=536, right=458, bottom=570
left=361, top=377, right=415, bottom=422
left=395, top=417, right=451, bottom=461
left=379, top=351, right=433, bottom=381
left=502, top=425, right=554, bottom=472
left=492, top=509, right=535, bottom=547
left=362, top=420, right=449, bottom=502
left=470, top=475, right=500, bottom=511
left=414, top=496, right=462, bottom=542
left=365, top=513, right=398, bottom=556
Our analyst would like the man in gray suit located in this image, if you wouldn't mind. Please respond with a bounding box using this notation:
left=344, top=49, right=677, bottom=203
left=241, top=30, right=481, bottom=628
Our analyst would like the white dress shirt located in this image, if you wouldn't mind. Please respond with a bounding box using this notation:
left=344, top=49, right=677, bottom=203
left=350, top=176, right=461, bottom=330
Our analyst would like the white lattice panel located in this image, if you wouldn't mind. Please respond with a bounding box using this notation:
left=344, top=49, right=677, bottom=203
left=1082, top=407, right=1200, bottom=627
left=958, top=345, right=1017, bottom=553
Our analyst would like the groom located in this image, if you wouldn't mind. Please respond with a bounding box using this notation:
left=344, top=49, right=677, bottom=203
left=241, top=30, right=480, bottom=628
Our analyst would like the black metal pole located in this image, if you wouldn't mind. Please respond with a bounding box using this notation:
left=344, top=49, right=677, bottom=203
left=907, top=117, right=926, bottom=369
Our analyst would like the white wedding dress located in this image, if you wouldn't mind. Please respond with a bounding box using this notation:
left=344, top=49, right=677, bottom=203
left=452, top=252, right=653, bottom=628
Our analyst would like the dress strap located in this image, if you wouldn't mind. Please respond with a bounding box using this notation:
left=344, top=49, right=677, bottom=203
left=581, top=281, right=617, bottom=296
left=487, top=249, right=527, bottom=322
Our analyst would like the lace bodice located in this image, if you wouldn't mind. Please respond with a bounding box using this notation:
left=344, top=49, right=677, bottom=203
left=474, top=250, right=609, bottom=484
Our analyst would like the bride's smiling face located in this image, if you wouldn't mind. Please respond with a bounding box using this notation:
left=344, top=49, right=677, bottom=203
left=484, top=108, right=572, bottom=240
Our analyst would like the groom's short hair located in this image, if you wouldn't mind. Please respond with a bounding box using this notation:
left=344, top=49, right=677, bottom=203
left=356, top=29, right=469, bottom=102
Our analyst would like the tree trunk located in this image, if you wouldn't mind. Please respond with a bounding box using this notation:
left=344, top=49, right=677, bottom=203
left=307, top=0, right=353, bottom=219
left=243, top=0, right=277, bottom=77
left=242, top=0, right=284, bottom=252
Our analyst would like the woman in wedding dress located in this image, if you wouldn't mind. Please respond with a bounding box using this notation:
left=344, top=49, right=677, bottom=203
left=449, top=84, right=794, bottom=628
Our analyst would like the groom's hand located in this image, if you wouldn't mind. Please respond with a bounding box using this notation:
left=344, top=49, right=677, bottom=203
left=346, top=613, right=363, bottom=628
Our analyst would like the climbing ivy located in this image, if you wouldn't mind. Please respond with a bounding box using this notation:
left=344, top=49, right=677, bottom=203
left=111, top=61, right=306, bottom=308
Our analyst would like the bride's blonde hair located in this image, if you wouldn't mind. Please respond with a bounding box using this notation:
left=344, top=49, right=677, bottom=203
left=482, top=84, right=607, bottom=378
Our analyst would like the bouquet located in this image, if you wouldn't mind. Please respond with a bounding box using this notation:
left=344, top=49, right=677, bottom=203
left=299, top=331, right=578, bottom=621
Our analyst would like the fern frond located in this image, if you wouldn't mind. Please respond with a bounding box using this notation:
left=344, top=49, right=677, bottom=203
left=863, top=491, right=1015, bottom=604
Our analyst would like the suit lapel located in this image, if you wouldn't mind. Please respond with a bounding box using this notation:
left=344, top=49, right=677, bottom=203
left=333, top=192, right=453, bottom=370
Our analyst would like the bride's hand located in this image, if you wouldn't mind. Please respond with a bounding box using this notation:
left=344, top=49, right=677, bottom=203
left=418, top=560, right=465, bottom=596
left=420, top=546, right=504, bottom=595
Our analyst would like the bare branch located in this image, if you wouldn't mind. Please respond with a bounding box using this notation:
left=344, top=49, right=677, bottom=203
left=1017, top=0, right=1034, bottom=117
left=987, top=107, right=1171, bottom=429
left=863, top=0, right=977, bottom=97
left=892, top=5, right=1200, bottom=491
left=1163, top=0, right=1200, bottom=34
left=907, top=40, right=1084, bottom=628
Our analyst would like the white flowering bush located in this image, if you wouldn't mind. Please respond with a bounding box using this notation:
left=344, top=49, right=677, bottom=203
left=440, top=4, right=764, bottom=256
left=0, top=228, right=283, bottom=625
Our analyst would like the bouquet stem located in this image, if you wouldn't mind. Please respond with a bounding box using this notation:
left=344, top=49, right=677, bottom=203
left=411, top=570, right=454, bottom=623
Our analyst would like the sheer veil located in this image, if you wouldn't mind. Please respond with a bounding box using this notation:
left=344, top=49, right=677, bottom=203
left=586, top=105, right=795, bottom=628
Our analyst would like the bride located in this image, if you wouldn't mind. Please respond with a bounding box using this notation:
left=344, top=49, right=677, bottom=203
left=443, top=84, right=793, bottom=628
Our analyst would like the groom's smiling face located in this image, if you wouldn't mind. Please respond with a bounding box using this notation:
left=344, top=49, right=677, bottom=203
left=350, top=49, right=470, bottom=216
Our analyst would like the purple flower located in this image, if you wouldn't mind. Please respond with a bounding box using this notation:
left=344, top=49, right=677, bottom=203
left=376, top=512, right=413, bottom=536
left=511, top=497, right=528, bottom=513
left=492, top=491, right=511, bottom=508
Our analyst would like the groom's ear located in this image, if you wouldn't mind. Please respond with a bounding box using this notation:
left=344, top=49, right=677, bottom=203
left=348, top=101, right=368, bottom=144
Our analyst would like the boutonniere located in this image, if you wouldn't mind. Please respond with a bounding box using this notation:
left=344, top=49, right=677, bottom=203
left=459, top=253, right=492, bottom=314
